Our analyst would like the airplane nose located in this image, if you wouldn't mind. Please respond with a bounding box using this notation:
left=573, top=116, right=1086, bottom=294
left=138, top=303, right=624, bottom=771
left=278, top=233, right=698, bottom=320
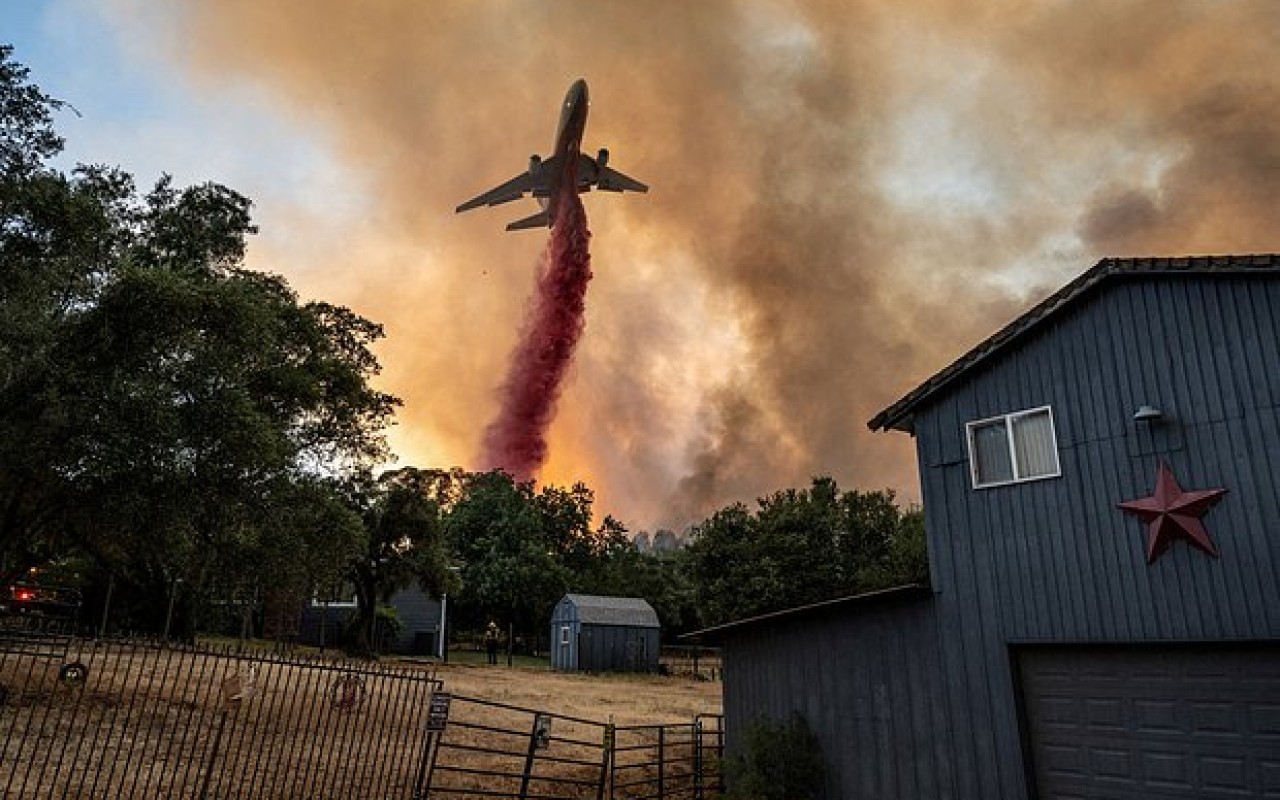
left=571, top=79, right=588, bottom=106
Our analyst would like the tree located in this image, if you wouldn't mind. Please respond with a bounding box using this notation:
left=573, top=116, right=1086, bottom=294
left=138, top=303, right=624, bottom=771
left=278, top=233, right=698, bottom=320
left=443, top=471, right=571, bottom=648
left=342, top=467, right=461, bottom=656
left=574, top=518, right=702, bottom=636
left=0, top=47, right=398, bottom=632
left=683, top=477, right=927, bottom=626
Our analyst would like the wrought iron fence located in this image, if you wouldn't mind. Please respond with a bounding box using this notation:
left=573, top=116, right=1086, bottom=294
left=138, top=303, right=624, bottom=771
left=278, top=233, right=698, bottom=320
left=0, top=636, right=723, bottom=800
left=0, top=637, right=441, bottom=799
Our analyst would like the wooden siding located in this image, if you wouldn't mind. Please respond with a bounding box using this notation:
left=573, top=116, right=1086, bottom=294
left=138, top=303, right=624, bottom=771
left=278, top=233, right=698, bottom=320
left=722, top=596, right=955, bottom=800
left=387, top=587, right=442, bottom=654
left=578, top=624, right=661, bottom=672
left=907, top=274, right=1280, bottom=799
left=718, top=274, right=1280, bottom=800
left=297, top=588, right=440, bottom=654
left=549, top=595, right=578, bottom=670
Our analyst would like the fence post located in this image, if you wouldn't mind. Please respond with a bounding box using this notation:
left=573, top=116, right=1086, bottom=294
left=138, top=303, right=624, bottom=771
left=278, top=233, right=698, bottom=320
left=196, top=710, right=229, bottom=800
left=693, top=718, right=703, bottom=800
left=597, top=721, right=614, bottom=800
left=658, top=726, right=665, bottom=800
left=518, top=713, right=547, bottom=800
left=411, top=730, right=438, bottom=800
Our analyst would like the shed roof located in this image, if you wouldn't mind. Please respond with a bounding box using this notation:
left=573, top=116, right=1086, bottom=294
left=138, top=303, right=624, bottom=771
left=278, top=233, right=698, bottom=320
left=563, top=594, right=660, bottom=628
left=681, top=584, right=932, bottom=643
left=867, top=253, right=1280, bottom=434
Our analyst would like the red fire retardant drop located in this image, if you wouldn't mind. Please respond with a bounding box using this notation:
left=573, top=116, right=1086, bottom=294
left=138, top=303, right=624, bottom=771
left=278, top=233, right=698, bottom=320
left=479, top=185, right=593, bottom=480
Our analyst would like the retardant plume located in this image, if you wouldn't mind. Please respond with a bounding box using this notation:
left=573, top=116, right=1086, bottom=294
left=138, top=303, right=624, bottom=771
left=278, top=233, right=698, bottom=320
left=479, top=184, right=593, bottom=481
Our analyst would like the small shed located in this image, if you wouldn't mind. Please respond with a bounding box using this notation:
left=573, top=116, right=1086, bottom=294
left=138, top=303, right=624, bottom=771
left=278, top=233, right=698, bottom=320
left=549, top=594, right=660, bottom=673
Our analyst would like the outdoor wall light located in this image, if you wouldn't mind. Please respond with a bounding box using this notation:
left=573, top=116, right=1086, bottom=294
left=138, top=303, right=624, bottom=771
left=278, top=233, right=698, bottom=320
left=1133, top=405, right=1164, bottom=423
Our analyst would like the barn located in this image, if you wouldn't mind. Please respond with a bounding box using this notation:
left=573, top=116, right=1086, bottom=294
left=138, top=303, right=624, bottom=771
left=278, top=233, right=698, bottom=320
left=695, top=254, right=1280, bottom=800
left=549, top=594, right=661, bottom=673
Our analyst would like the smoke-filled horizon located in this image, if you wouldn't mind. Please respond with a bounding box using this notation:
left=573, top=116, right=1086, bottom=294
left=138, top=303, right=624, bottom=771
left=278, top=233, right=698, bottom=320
left=139, top=1, right=1279, bottom=531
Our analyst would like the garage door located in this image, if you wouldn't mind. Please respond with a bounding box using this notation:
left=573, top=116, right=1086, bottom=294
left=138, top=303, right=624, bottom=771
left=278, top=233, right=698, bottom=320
left=1016, top=645, right=1280, bottom=799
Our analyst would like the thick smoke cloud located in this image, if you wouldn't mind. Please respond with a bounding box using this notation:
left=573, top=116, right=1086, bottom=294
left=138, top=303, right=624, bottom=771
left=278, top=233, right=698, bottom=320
left=164, top=1, right=1279, bottom=530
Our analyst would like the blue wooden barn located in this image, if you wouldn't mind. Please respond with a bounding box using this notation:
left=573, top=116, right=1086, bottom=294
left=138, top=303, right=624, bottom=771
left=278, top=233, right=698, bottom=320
left=550, top=594, right=661, bottom=673
left=694, top=254, right=1280, bottom=800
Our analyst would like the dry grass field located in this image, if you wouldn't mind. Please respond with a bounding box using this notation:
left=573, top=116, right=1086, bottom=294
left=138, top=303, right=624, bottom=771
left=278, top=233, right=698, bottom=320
left=0, top=640, right=722, bottom=799
left=434, top=661, right=723, bottom=724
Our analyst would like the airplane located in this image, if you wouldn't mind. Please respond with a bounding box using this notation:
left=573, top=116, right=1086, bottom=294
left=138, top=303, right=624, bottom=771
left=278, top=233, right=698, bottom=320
left=455, top=79, right=649, bottom=231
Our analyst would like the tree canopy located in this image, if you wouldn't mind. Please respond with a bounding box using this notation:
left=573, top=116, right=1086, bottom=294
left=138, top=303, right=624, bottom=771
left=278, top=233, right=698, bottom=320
left=0, top=45, right=396, bottom=631
left=683, top=477, right=927, bottom=627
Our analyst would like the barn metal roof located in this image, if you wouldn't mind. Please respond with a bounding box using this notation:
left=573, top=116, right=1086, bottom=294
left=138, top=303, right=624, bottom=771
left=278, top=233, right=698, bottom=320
left=681, top=584, right=932, bottom=643
left=563, top=594, right=660, bottom=628
left=868, top=253, right=1280, bottom=434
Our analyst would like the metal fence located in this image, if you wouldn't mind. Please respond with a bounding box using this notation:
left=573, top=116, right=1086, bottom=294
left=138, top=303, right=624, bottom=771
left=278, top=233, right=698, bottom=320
left=611, top=716, right=723, bottom=800
left=0, top=637, right=441, bottom=799
left=657, top=647, right=721, bottom=682
left=420, top=694, right=723, bottom=800
left=1, top=636, right=723, bottom=800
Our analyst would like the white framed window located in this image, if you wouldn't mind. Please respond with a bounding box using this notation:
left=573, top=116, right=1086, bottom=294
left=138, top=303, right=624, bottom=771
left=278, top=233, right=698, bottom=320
left=966, top=405, right=1061, bottom=489
left=560, top=625, right=571, bottom=646
left=310, top=581, right=358, bottom=608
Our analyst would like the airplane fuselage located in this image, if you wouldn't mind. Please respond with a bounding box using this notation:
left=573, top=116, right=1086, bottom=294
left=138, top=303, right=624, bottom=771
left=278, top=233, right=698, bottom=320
left=542, top=79, right=590, bottom=227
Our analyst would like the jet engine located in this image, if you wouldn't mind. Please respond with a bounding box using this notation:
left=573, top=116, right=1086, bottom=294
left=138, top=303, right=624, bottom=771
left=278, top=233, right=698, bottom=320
left=528, top=155, right=542, bottom=178
left=596, top=148, right=610, bottom=168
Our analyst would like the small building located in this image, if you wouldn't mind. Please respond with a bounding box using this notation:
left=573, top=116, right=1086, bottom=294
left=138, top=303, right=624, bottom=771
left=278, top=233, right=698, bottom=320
left=550, top=594, right=660, bottom=673
left=298, top=586, right=441, bottom=655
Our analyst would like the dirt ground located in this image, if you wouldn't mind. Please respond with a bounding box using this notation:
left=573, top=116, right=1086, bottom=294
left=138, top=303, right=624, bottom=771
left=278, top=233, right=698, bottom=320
left=434, top=661, right=723, bottom=724
left=0, top=641, right=722, bottom=799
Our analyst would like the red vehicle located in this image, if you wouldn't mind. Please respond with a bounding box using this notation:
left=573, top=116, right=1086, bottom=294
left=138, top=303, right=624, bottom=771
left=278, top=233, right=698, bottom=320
left=0, top=579, right=88, bottom=694
left=1, top=581, right=82, bottom=633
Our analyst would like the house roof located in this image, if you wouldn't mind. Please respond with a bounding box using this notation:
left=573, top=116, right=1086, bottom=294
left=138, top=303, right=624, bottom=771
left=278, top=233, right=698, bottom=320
left=867, top=253, right=1280, bottom=434
left=681, top=584, right=932, bottom=643
left=563, top=594, right=660, bottom=628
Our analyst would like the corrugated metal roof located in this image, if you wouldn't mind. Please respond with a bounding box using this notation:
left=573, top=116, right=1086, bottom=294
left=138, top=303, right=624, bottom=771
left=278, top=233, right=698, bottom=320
left=867, top=253, right=1280, bottom=434
left=563, top=594, right=660, bottom=628
left=680, top=584, right=932, bottom=642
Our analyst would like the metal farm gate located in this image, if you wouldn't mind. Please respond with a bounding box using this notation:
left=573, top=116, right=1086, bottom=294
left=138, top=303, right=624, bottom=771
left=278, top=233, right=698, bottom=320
left=420, top=694, right=724, bottom=800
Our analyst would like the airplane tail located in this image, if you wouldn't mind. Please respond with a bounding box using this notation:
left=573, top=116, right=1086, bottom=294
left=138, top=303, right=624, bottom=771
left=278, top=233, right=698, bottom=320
left=506, top=210, right=551, bottom=231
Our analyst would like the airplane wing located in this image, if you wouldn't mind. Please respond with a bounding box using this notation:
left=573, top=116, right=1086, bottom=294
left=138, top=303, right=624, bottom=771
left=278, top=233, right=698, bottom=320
left=576, top=153, right=649, bottom=194
left=456, top=155, right=560, bottom=213
left=455, top=173, right=533, bottom=212
left=597, top=166, right=649, bottom=193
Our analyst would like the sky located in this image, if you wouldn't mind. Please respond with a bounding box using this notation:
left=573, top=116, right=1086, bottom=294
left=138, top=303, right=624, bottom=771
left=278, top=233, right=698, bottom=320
left=6, top=0, right=1279, bottom=533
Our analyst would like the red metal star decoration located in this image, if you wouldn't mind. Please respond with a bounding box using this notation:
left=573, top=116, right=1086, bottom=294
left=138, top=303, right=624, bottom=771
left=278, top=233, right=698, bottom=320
left=1117, top=461, right=1228, bottom=564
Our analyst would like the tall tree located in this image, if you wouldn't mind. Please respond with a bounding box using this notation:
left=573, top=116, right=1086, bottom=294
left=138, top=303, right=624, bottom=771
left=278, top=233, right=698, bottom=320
left=684, top=477, right=927, bottom=626
left=343, top=467, right=461, bottom=655
left=0, top=47, right=397, bottom=630
left=443, top=471, right=577, bottom=647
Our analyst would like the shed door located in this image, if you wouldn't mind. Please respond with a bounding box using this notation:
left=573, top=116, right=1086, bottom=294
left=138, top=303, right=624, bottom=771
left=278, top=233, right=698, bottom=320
left=1016, top=645, right=1280, bottom=799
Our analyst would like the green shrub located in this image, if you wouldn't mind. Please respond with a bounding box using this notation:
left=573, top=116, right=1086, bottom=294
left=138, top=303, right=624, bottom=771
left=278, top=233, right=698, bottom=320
left=724, top=713, right=825, bottom=800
